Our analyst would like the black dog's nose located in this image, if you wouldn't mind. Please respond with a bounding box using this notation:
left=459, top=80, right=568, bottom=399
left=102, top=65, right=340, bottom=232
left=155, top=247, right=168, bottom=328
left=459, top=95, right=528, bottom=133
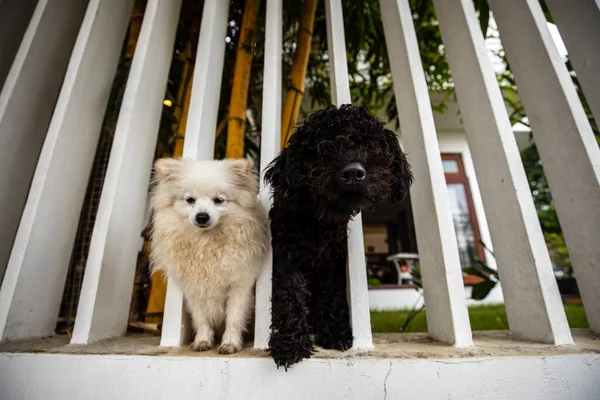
left=339, top=162, right=366, bottom=184
left=195, top=212, right=210, bottom=225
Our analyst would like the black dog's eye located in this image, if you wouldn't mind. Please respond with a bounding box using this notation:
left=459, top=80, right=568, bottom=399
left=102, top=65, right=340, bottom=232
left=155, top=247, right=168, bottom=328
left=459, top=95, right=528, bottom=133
left=213, top=197, right=225, bottom=204
left=185, top=197, right=195, bottom=204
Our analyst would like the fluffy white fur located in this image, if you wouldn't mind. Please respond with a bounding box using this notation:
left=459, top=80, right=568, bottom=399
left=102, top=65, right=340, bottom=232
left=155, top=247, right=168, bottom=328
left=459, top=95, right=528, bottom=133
left=149, top=157, right=268, bottom=354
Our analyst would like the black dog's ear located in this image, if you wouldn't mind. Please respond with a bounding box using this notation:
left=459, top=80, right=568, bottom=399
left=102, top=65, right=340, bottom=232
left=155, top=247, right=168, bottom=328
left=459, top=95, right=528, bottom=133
left=386, top=131, right=414, bottom=203
left=264, top=148, right=288, bottom=191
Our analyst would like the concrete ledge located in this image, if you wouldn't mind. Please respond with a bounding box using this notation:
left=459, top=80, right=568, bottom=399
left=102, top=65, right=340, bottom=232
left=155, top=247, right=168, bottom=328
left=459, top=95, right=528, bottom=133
left=1, top=331, right=599, bottom=399
left=1, top=351, right=598, bottom=400
left=1, top=330, right=598, bottom=358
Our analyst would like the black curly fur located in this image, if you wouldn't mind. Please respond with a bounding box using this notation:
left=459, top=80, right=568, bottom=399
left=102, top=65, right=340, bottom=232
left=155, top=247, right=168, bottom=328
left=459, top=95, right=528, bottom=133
left=265, top=104, right=413, bottom=370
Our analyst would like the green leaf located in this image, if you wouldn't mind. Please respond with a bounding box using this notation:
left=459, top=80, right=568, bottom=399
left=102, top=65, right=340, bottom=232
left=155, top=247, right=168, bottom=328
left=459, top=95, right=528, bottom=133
left=478, top=0, right=490, bottom=37
left=539, top=0, right=553, bottom=24
left=368, top=278, right=382, bottom=286
left=410, top=267, right=423, bottom=287
left=470, top=259, right=499, bottom=279
left=471, top=280, right=497, bottom=300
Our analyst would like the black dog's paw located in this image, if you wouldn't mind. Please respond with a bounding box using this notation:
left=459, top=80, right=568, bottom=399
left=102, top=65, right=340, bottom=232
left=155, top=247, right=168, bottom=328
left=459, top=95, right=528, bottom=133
left=268, top=334, right=314, bottom=371
left=270, top=346, right=313, bottom=371
left=315, top=329, right=353, bottom=351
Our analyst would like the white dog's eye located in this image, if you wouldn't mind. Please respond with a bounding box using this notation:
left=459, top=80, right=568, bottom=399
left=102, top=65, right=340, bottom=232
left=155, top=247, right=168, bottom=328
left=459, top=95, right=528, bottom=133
left=185, top=197, right=196, bottom=205
left=213, top=197, right=225, bottom=204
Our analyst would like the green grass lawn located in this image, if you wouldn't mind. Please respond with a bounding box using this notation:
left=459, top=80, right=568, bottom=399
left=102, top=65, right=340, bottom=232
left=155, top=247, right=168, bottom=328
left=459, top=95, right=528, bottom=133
left=370, top=304, right=589, bottom=333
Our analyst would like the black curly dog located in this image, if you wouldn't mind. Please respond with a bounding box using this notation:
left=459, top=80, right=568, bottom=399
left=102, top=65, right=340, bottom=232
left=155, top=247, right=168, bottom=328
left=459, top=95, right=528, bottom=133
left=264, top=105, right=413, bottom=369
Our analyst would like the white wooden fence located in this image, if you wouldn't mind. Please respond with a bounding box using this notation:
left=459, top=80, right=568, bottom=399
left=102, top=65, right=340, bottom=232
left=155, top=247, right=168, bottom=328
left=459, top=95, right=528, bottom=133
left=1, top=0, right=599, bottom=354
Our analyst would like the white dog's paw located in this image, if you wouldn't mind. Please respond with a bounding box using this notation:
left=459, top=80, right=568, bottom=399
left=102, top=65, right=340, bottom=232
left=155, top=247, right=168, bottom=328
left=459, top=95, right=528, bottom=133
left=191, top=340, right=213, bottom=352
left=218, top=343, right=241, bottom=354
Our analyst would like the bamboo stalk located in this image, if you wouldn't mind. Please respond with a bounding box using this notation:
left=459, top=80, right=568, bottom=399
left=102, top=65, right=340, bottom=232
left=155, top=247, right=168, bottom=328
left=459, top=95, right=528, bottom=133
left=280, top=0, right=318, bottom=148
left=225, top=0, right=261, bottom=158
left=125, top=0, right=147, bottom=58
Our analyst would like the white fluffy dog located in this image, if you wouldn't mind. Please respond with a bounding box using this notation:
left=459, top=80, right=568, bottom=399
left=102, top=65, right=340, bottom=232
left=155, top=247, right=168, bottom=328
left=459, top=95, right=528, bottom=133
left=149, top=158, right=268, bottom=354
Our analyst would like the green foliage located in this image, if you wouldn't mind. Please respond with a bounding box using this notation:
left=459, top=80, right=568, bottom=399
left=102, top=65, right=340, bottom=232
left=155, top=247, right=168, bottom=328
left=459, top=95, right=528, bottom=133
left=212, top=0, right=462, bottom=155
left=470, top=279, right=497, bottom=301
left=476, top=0, right=490, bottom=36
left=302, top=0, right=469, bottom=128
left=563, top=304, right=591, bottom=329
left=370, top=304, right=589, bottom=333
left=368, top=278, right=382, bottom=286
left=148, top=0, right=495, bottom=158
left=545, top=232, right=572, bottom=276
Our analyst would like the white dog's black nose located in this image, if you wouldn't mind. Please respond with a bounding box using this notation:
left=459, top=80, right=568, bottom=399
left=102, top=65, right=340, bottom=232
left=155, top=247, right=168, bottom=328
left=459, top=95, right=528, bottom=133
left=339, top=162, right=366, bottom=184
left=195, top=212, right=210, bottom=225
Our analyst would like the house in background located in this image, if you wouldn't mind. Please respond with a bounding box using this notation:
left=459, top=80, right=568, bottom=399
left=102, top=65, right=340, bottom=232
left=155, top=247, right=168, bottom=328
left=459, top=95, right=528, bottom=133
left=364, top=95, right=528, bottom=309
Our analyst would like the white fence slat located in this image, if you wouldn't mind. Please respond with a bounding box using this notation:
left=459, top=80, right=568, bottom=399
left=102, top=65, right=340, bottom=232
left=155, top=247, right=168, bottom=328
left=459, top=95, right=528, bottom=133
left=545, top=0, right=600, bottom=142
left=379, top=0, right=473, bottom=346
left=0, top=0, right=135, bottom=341
left=489, top=0, right=600, bottom=334
left=180, top=1, right=230, bottom=162
left=433, top=0, right=572, bottom=344
left=0, top=0, right=39, bottom=89
left=253, top=0, right=282, bottom=349
left=161, top=281, right=193, bottom=347
left=71, top=0, right=183, bottom=344
left=325, top=0, right=373, bottom=349
left=0, top=0, right=89, bottom=287
left=325, top=0, right=352, bottom=107
left=160, top=0, right=230, bottom=347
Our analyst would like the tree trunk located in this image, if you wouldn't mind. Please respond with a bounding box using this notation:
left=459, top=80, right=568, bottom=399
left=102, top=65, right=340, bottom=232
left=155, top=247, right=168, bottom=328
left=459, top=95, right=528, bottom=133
left=225, top=0, right=261, bottom=158
left=280, top=0, right=318, bottom=148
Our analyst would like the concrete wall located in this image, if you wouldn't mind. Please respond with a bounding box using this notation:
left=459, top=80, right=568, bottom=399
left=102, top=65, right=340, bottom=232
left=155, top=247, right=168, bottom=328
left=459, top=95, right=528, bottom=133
left=1, top=351, right=597, bottom=399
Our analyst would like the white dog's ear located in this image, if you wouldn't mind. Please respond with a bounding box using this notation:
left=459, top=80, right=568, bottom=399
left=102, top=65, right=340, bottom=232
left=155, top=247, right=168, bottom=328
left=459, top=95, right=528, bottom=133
left=154, top=158, right=182, bottom=182
left=227, top=158, right=258, bottom=193
left=228, top=158, right=251, bottom=177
